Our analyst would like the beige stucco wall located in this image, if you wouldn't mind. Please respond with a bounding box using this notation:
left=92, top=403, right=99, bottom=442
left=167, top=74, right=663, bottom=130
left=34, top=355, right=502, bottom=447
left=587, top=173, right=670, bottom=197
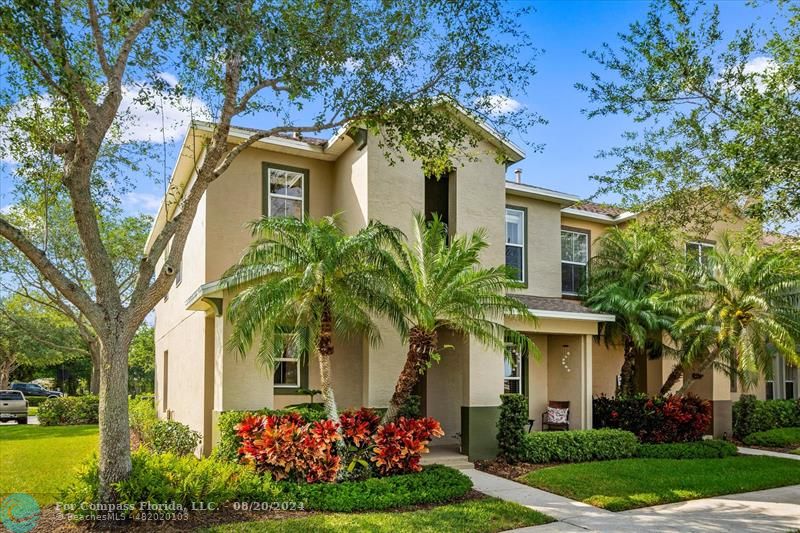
left=205, top=146, right=335, bottom=282
left=332, top=142, right=369, bottom=235
left=547, top=335, right=586, bottom=428
left=506, top=194, right=563, bottom=298
left=527, top=334, right=549, bottom=427
left=592, top=339, right=622, bottom=396
left=426, top=328, right=467, bottom=442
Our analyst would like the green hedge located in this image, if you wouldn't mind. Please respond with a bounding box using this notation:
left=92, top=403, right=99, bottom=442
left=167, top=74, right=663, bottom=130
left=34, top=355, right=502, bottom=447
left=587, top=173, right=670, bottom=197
left=213, top=405, right=327, bottom=462
left=637, top=439, right=737, bottom=459
left=497, top=394, right=528, bottom=462
left=743, top=427, right=800, bottom=448
left=26, top=396, right=52, bottom=407
left=520, top=429, right=638, bottom=464
left=38, top=395, right=99, bottom=425
left=733, top=395, right=800, bottom=438
left=281, top=465, right=472, bottom=512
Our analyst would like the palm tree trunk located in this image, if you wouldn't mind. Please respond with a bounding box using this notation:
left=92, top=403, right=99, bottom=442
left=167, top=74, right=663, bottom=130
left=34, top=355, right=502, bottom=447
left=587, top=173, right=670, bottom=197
left=676, top=349, right=717, bottom=395
left=317, top=305, right=339, bottom=423
left=382, top=327, right=436, bottom=424
left=660, top=363, right=684, bottom=395
left=618, top=337, right=636, bottom=397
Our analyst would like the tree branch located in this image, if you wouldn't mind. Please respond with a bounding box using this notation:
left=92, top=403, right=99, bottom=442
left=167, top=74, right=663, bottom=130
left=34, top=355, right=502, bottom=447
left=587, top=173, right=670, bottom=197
left=87, top=0, right=112, bottom=78
left=0, top=216, right=99, bottom=323
left=0, top=308, right=89, bottom=356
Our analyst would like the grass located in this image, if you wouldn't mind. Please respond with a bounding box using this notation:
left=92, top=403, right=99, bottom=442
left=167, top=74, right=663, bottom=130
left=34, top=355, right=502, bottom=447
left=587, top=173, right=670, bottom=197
left=0, top=424, right=98, bottom=505
left=205, top=498, right=553, bottom=532
left=521, top=456, right=800, bottom=512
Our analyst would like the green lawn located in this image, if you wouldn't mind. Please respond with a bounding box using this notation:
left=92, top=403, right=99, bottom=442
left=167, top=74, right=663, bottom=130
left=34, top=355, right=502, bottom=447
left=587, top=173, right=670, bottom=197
left=521, top=456, right=800, bottom=512
left=206, top=498, right=553, bottom=533
left=0, top=424, right=98, bottom=505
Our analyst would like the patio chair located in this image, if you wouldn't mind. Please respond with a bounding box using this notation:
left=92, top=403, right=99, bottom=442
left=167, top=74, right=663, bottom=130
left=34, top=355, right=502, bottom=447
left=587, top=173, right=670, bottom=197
left=541, top=400, right=570, bottom=431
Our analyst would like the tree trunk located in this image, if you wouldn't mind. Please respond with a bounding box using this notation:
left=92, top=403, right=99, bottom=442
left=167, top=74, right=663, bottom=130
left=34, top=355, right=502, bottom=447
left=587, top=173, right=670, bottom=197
left=617, top=337, right=636, bottom=397
left=660, top=363, right=684, bottom=395
left=382, top=327, right=436, bottom=424
left=316, top=305, right=339, bottom=424
left=0, top=356, right=13, bottom=389
left=97, top=333, right=133, bottom=502
left=676, top=349, right=717, bottom=396
left=89, top=340, right=101, bottom=395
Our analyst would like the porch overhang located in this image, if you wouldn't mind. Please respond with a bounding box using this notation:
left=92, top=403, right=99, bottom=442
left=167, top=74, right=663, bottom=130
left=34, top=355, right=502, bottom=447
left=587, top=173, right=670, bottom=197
left=506, top=294, right=614, bottom=335
left=185, top=280, right=224, bottom=315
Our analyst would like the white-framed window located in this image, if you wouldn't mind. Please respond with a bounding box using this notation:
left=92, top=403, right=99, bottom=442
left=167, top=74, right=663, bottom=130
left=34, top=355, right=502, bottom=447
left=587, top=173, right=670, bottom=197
left=686, top=241, right=714, bottom=267
left=274, top=338, right=300, bottom=388
left=505, top=207, right=525, bottom=282
left=561, top=230, right=589, bottom=295
left=504, top=343, right=523, bottom=394
left=267, top=166, right=304, bottom=220
left=786, top=364, right=797, bottom=400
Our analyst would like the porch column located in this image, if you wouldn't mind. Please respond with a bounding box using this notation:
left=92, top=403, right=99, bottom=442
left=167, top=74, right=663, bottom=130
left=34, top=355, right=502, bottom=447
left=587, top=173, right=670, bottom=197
left=460, top=336, right=504, bottom=461
left=580, top=334, right=593, bottom=429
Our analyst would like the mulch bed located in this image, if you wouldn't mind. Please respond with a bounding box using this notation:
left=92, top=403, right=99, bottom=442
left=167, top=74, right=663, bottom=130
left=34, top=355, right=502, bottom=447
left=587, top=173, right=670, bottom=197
left=474, top=458, right=557, bottom=481
left=32, top=490, right=486, bottom=531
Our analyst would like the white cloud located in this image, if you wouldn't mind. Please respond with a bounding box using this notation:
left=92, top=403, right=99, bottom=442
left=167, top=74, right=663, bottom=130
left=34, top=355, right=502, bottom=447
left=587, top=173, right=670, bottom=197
left=743, top=56, right=776, bottom=77
left=477, top=94, right=524, bottom=116
left=0, top=204, right=14, bottom=215
left=116, top=77, right=211, bottom=143
left=122, top=192, right=163, bottom=215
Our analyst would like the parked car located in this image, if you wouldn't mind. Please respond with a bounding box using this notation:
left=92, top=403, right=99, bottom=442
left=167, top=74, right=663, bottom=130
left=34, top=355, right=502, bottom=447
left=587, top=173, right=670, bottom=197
left=0, top=390, right=28, bottom=424
left=11, top=382, right=63, bottom=398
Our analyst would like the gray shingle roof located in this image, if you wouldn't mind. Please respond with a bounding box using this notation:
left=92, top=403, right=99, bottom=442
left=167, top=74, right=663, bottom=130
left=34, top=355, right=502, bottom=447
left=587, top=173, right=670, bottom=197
left=509, top=294, right=604, bottom=315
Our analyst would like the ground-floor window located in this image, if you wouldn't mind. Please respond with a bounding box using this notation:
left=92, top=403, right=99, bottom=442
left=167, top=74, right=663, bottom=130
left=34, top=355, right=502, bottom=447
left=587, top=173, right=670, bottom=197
left=504, top=343, right=523, bottom=394
left=787, top=364, right=797, bottom=400
left=766, top=380, right=774, bottom=400
left=274, top=338, right=300, bottom=388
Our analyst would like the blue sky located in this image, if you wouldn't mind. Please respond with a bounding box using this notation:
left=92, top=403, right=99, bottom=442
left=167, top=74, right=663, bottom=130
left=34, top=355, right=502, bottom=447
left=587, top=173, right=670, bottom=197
left=0, top=1, right=768, bottom=217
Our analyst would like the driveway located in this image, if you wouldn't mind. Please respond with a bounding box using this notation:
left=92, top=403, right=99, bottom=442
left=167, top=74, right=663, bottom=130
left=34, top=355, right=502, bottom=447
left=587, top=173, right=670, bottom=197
left=0, top=415, right=39, bottom=425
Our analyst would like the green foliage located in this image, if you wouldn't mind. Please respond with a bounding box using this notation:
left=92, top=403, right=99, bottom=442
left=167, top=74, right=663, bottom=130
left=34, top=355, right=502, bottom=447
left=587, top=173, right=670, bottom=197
left=519, top=429, right=639, bottom=464
left=129, top=326, right=155, bottom=395
left=38, top=395, right=99, bottom=426
left=281, top=465, right=471, bottom=512
left=497, top=394, right=528, bottom=462
left=149, top=420, right=201, bottom=456
left=61, top=449, right=279, bottom=519
left=397, top=394, right=422, bottom=419
left=580, top=0, right=800, bottom=228
left=743, top=427, right=800, bottom=448
left=129, top=396, right=156, bottom=443
left=637, top=440, right=737, bottom=459
left=733, top=395, right=800, bottom=438
left=213, top=407, right=327, bottom=463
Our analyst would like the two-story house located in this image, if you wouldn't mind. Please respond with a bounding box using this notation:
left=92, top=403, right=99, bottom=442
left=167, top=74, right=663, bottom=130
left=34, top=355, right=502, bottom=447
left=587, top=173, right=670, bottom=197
left=151, top=114, right=768, bottom=459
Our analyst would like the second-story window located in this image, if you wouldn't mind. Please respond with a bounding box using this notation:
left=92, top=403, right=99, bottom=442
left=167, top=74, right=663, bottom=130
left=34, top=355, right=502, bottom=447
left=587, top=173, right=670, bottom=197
left=267, top=166, right=305, bottom=220
left=505, top=207, right=525, bottom=283
left=686, top=241, right=714, bottom=267
left=561, top=229, right=588, bottom=295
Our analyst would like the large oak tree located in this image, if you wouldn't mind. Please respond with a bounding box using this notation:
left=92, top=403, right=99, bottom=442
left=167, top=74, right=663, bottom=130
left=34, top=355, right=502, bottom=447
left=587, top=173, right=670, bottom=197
left=0, top=0, right=538, bottom=499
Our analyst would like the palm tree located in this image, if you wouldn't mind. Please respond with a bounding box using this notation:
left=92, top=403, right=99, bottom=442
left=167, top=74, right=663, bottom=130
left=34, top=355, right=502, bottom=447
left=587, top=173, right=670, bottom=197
left=382, top=214, right=537, bottom=423
left=671, top=234, right=800, bottom=394
left=584, top=222, right=679, bottom=397
left=222, top=215, right=404, bottom=423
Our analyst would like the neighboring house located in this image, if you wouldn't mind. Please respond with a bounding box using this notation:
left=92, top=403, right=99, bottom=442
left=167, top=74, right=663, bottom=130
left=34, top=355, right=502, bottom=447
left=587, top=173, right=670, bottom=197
left=150, top=114, right=766, bottom=459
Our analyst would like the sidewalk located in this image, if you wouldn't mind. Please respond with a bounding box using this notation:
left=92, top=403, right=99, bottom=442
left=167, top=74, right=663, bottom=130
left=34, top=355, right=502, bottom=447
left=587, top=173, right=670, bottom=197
left=463, top=447, right=800, bottom=532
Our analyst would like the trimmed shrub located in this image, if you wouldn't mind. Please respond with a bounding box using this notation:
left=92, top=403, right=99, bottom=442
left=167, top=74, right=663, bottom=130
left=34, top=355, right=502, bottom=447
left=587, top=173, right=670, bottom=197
left=497, top=394, right=528, bottom=462
left=743, top=427, right=800, bottom=448
left=150, top=419, right=202, bottom=455
left=282, top=464, right=471, bottom=512
left=593, top=394, right=711, bottom=443
left=733, top=395, right=800, bottom=439
left=637, top=439, right=737, bottom=459
left=38, top=395, right=99, bottom=426
left=520, top=429, right=638, bottom=463
left=61, top=449, right=278, bottom=520
left=213, top=406, right=327, bottom=463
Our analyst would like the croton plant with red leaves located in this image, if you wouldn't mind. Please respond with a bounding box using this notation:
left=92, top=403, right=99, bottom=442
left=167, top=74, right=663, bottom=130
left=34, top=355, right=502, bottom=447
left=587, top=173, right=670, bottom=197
left=235, top=409, right=443, bottom=483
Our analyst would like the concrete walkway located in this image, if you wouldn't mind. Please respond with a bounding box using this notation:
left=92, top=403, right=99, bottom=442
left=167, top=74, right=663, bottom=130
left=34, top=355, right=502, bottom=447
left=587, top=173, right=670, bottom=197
left=462, top=447, right=800, bottom=533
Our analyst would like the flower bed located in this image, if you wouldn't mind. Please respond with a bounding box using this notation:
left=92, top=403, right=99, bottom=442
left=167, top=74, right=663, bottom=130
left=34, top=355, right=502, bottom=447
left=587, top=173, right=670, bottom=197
left=235, top=408, right=444, bottom=482
left=593, top=394, right=711, bottom=443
